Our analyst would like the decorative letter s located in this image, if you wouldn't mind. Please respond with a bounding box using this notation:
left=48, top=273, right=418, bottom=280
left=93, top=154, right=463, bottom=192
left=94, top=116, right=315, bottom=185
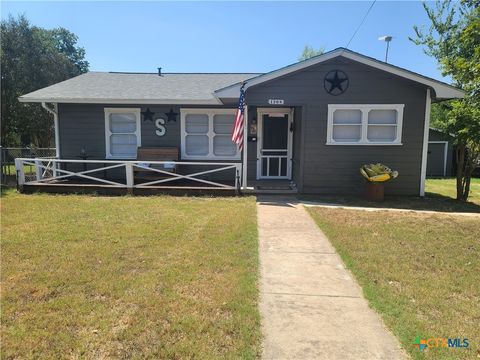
left=155, top=118, right=166, bottom=136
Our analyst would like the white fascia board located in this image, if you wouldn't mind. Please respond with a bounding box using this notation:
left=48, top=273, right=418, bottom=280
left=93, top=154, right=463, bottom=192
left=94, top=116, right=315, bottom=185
left=213, top=86, right=243, bottom=99
left=341, top=52, right=465, bottom=99
left=214, top=48, right=464, bottom=100
left=18, top=97, right=223, bottom=105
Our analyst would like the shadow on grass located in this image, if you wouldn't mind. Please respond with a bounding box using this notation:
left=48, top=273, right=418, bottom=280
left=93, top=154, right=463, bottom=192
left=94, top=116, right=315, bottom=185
left=299, top=193, right=480, bottom=213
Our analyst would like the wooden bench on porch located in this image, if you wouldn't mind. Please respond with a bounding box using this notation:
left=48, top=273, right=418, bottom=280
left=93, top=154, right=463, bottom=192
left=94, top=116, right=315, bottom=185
left=134, top=147, right=179, bottom=178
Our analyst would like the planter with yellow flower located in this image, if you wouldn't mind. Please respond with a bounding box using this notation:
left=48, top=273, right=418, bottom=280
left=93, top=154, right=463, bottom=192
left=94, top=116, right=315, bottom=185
left=360, top=163, right=398, bottom=201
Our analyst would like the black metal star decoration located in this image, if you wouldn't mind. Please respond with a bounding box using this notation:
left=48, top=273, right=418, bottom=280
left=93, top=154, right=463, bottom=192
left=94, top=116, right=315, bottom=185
left=324, top=70, right=349, bottom=96
left=165, top=108, right=178, bottom=122
left=141, top=107, right=155, bottom=122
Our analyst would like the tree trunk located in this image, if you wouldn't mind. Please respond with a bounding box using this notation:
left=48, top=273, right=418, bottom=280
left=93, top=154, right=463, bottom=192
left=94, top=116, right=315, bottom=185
left=455, top=144, right=466, bottom=200
left=461, top=151, right=476, bottom=201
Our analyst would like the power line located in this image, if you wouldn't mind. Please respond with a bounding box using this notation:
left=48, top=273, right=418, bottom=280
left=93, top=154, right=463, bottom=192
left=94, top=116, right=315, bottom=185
left=344, top=0, right=377, bottom=50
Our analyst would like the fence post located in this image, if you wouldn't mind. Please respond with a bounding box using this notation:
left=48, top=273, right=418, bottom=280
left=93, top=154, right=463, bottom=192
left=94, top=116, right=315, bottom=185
left=35, top=160, right=43, bottom=181
left=125, top=162, right=134, bottom=194
left=15, top=159, right=25, bottom=191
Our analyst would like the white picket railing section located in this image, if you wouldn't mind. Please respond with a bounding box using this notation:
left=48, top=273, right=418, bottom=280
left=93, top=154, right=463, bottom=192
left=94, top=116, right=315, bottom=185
left=14, top=158, right=242, bottom=192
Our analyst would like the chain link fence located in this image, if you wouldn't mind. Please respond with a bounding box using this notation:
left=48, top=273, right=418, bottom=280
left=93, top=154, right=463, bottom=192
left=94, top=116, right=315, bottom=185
left=1, top=147, right=56, bottom=185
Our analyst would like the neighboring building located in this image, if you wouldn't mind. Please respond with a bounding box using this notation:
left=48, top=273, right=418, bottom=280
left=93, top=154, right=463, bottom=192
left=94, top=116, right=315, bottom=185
left=18, top=48, right=464, bottom=195
left=427, top=128, right=454, bottom=177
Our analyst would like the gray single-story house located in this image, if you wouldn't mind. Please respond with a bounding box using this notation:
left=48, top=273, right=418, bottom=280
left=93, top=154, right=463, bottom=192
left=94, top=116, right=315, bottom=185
left=18, top=48, right=463, bottom=195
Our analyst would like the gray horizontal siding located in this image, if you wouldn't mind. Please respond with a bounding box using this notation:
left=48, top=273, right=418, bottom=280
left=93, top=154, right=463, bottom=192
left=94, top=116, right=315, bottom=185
left=59, top=103, right=238, bottom=160
left=246, top=57, right=428, bottom=195
left=58, top=103, right=183, bottom=158
left=58, top=103, right=240, bottom=182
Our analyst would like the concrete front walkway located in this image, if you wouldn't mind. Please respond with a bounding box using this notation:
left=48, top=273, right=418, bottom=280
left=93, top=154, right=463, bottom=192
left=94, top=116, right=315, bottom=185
left=257, top=196, right=407, bottom=360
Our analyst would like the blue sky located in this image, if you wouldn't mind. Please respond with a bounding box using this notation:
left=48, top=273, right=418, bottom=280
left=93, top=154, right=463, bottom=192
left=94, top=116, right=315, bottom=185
left=1, top=1, right=447, bottom=82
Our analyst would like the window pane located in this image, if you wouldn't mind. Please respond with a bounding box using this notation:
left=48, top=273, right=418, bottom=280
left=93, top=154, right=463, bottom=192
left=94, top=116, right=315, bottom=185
left=213, top=114, right=235, bottom=134
left=269, top=157, right=280, bottom=177
left=368, top=110, right=397, bottom=124
left=185, top=135, right=208, bottom=155
left=186, top=114, right=208, bottom=134
left=213, top=135, right=237, bottom=156
left=332, top=125, right=361, bottom=142
left=110, top=134, right=137, bottom=157
left=367, top=125, right=397, bottom=142
left=110, top=113, right=137, bottom=133
left=333, top=109, right=362, bottom=124
left=280, top=158, right=287, bottom=176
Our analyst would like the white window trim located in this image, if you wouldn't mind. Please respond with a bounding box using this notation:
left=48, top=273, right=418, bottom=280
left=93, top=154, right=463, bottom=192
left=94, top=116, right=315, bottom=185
left=104, top=108, right=141, bottom=159
left=180, top=108, right=240, bottom=160
left=326, top=104, right=404, bottom=145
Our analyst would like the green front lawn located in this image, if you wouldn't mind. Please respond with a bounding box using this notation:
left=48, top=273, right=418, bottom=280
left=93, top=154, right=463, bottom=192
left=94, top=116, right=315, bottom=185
left=308, top=207, right=480, bottom=360
left=1, top=191, right=260, bottom=359
left=426, top=177, right=480, bottom=205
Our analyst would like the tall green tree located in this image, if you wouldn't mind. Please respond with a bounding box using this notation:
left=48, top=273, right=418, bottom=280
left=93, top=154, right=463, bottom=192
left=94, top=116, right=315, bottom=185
left=1, top=15, right=88, bottom=147
left=411, top=0, right=480, bottom=201
left=298, top=45, right=325, bottom=61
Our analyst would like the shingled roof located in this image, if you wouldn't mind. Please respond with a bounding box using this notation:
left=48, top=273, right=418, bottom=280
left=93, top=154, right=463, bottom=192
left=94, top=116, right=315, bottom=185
left=19, top=72, right=260, bottom=105
left=19, top=47, right=464, bottom=104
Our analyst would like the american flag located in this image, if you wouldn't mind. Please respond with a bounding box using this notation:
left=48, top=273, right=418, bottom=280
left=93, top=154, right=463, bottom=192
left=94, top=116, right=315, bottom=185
left=231, top=84, right=246, bottom=151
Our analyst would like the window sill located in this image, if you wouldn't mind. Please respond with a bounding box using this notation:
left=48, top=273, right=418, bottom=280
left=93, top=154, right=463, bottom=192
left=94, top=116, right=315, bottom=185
left=326, top=142, right=403, bottom=146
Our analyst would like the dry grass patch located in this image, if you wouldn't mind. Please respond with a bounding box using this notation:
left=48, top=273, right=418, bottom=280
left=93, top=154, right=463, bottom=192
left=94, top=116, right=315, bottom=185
left=308, top=207, right=479, bottom=360
left=1, top=191, right=260, bottom=359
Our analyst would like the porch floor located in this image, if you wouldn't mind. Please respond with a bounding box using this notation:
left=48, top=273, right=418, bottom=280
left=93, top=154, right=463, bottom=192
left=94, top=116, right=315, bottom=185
left=19, top=178, right=297, bottom=195
left=244, top=180, right=298, bottom=194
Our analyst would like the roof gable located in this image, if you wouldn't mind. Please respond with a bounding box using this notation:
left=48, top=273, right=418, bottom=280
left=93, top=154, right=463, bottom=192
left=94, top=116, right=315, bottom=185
left=214, top=48, right=464, bottom=100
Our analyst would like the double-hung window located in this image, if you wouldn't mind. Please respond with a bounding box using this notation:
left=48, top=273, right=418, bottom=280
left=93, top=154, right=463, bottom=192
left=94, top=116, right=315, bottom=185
left=105, top=108, right=141, bottom=159
left=327, top=104, right=404, bottom=145
left=180, top=109, right=240, bottom=160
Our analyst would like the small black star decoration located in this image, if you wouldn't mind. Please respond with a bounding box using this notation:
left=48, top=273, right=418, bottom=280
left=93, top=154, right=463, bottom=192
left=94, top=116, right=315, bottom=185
left=165, top=108, right=178, bottom=122
left=141, top=107, right=155, bottom=121
left=324, top=70, right=349, bottom=96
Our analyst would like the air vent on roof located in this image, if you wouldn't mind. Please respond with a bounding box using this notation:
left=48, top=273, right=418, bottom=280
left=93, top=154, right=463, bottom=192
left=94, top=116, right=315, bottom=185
left=158, top=67, right=162, bottom=76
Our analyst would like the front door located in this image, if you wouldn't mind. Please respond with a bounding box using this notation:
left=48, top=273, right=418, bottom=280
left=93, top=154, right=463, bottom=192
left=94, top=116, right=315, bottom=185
left=257, top=108, right=293, bottom=179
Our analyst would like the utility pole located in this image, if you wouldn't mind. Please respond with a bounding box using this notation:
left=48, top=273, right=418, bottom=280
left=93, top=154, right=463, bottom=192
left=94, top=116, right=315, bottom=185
left=378, top=36, right=393, bottom=63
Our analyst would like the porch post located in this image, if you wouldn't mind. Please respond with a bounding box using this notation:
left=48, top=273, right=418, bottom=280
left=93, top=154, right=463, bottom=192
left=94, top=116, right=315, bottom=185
left=242, top=105, right=248, bottom=189
left=41, top=102, right=60, bottom=158
left=53, top=103, right=60, bottom=159
left=15, top=158, right=25, bottom=186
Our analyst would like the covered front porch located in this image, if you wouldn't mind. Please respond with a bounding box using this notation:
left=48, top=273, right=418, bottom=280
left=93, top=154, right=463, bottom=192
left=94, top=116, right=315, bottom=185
left=14, top=102, right=302, bottom=195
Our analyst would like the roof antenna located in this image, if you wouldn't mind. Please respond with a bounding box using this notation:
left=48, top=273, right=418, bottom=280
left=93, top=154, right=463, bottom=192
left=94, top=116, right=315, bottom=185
left=378, top=36, right=393, bottom=63
left=158, top=67, right=162, bottom=76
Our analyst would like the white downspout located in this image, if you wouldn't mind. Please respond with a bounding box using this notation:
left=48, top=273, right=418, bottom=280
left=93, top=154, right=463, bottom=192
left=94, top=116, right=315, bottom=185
left=419, top=88, right=431, bottom=197
left=42, top=102, right=60, bottom=158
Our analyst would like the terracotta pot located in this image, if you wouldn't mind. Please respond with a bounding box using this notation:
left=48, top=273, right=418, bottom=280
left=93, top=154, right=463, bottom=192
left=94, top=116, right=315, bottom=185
left=364, top=181, right=384, bottom=201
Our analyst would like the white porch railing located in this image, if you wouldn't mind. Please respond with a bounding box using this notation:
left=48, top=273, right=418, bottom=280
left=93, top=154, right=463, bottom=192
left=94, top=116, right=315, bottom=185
left=14, top=158, right=242, bottom=192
